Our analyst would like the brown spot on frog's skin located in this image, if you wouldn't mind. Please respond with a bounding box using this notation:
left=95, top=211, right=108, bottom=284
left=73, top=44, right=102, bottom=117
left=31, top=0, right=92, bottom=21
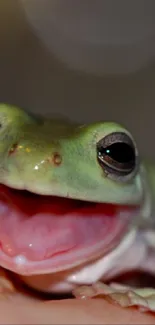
left=47, top=152, right=62, bottom=166
left=53, top=153, right=62, bottom=166
left=8, top=144, right=18, bottom=155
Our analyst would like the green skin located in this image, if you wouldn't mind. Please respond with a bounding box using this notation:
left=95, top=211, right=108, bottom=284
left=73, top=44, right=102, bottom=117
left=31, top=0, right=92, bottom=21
left=0, top=103, right=155, bottom=312
left=0, top=104, right=143, bottom=203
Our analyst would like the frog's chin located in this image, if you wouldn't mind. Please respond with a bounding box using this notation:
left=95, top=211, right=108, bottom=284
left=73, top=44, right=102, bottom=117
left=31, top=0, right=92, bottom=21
left=0, top=184, right=139, bottom=275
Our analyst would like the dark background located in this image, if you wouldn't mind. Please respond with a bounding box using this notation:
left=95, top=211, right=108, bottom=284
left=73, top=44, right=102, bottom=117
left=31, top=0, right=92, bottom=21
left=1, top=0, right=155, bottom=159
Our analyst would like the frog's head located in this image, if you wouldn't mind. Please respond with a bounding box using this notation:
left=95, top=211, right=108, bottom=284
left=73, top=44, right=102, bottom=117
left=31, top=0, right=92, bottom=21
left=0, top=104, right=149, bottom=275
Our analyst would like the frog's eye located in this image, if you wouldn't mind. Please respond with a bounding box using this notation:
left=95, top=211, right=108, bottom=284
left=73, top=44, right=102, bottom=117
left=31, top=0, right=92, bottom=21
left=96, top=132, right=138, bottom=180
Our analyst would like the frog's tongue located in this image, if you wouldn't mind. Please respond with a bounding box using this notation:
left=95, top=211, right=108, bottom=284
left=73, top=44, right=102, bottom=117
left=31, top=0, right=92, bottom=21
left=0, top=185, right=134, bottom=269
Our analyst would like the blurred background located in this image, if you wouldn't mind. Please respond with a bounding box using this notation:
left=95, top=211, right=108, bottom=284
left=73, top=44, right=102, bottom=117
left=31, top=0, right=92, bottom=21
left=0, top=0, right=155, bottom=158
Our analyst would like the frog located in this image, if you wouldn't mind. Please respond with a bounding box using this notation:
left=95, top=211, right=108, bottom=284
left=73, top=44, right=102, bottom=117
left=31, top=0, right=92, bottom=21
left=0, top=103, right=155, bottom=312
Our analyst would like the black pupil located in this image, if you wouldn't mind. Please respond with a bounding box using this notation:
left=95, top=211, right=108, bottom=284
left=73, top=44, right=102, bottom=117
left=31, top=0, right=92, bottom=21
left=103, top=142, right=135, bottom=163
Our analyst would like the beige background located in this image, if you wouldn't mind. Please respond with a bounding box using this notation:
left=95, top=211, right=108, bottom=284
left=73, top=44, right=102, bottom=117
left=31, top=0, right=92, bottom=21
left=1, top=0, right=155, bottom=158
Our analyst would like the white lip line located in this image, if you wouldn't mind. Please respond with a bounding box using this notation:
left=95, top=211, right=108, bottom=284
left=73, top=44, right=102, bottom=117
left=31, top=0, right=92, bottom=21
left=0, top=208, right=138, bottom=276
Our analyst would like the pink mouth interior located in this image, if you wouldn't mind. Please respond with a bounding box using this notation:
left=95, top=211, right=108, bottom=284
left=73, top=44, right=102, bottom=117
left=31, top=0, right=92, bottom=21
left=0, top=185, right=136, bottom=264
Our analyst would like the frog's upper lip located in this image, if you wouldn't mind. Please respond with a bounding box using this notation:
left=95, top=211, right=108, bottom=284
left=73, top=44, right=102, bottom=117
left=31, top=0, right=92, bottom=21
left=0, top=184, right=140, bottom=275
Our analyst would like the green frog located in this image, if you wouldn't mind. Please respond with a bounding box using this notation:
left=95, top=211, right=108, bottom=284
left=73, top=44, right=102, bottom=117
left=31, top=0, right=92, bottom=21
left=0, top=103, right=154, bottom=312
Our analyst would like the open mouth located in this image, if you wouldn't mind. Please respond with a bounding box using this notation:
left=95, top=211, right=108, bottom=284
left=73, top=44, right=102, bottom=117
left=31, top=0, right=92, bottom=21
left=0, top=184, right=139, bottom=275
